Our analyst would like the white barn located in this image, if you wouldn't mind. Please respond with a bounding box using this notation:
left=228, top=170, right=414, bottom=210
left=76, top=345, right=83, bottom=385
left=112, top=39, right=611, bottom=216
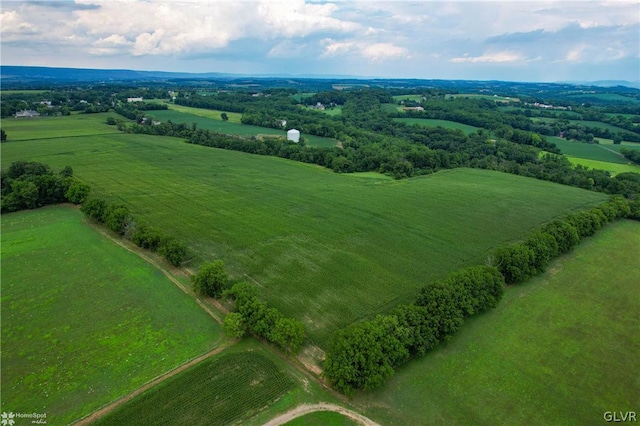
left=287, top=129, right=300, bottom=143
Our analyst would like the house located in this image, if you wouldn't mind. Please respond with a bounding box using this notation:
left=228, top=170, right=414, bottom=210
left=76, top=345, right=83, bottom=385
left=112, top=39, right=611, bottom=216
left=403, top=106, right=424, bottom=111
left=127, top=97, right=143, bottom=102
left=15, top=110, right=40, bottom=118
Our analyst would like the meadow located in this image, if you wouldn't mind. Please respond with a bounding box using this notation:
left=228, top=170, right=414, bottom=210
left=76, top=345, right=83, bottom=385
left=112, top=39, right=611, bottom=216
left=1, top=115, right=608, bottom=346
left=284, top=412, right=358, bottom=426
left=2, top=112, right=121, bottom=140
left=355, top=219, right=640, bottom=425
left=165, top=103, right=243, bottom=123
left=394, top=117, right=480, bottom=134
left=0, top=207, right=223, bottom=424
left=565, top=155, right=640, bottom=175
left=146, top=109, right=339, bottom=148
left=549, top=136, right=632, bottom=164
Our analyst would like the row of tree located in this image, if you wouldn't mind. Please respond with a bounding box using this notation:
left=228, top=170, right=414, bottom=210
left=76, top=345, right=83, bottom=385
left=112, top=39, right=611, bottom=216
left=620, top=147, right=640, bottom=165
left=81, top=197, right=189, bottom=266
left=323, top=266, right=505, bottom=395
left=223, top=282, right=306, bottom=354
left=1, top=161, right=90, bottom=213
left=494, top=196, right=633, bottom=284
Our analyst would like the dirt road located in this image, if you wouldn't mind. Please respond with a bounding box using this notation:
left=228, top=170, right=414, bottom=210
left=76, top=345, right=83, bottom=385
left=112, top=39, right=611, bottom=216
left=262, top=403, right=380, bottom=426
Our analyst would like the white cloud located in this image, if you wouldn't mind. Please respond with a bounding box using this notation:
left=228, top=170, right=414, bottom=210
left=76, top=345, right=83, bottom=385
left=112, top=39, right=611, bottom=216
left=450, top=51, right=525, bottom=64
left=321, top=39, right=409, bottom=61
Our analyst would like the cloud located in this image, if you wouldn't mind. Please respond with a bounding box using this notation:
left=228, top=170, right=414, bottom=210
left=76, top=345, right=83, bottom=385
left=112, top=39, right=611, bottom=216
left=321, top=39, right=410, bottom=61
left=450, top=51, right=525, bottom=64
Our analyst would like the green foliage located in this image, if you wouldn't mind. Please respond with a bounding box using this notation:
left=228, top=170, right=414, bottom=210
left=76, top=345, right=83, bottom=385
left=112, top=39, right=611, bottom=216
left=524, top=232, right=559, bottom=274
left=65, top=181, right=90, bottom=204
left=59, top=165, right=74, bottom=177
left=542, top=220, right=580, bottom=254
left=103, top=203, right=132, bottom=235
left=270, top=317, right=306, bottom=354
left=222, top=312, right=246, bottom=338
left=192, top=260, right=229, bottom=298
left=131, top=222, right=163, bottom=250
left=80, top=197, right=108, bottom=222
left=627, top=199, right=640, bottom=220
left=158, top=238, right=188, bottom=266
left=495, top=244, right=535, bottom=285
left=1, top=128, right=6, bottom=141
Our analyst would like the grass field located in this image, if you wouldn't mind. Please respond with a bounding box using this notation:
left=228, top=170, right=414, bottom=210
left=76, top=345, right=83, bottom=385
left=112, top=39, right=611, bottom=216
left=565, top=156, right=640, bottom=175
left=381, top=103, right=404, bottom=113
left=549, top=136, right=632, bottom=164
left=2, top=112, right=121, bottom=140
left=356, top=219, right=640, bottom=425
left=0, top=117, right=608, bottom=345
left=94, top=349, right=294, bottom=425
left=145, top=109, right=339, bottom=148
left=392, top=94, right=424, bottom=102
left=165, top=103, right=243, bottom=123
left=394, top=117, right=480, bottom=134
left=447, top=93, right=520, bottom=103
left=0, top=207, right=223, bottom=424
left=533, top=118, right=633, bottom=135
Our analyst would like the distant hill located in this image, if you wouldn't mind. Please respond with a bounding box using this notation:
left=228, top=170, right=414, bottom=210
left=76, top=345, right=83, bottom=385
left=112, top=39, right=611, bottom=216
left=558, top=80, right=640, bottom=89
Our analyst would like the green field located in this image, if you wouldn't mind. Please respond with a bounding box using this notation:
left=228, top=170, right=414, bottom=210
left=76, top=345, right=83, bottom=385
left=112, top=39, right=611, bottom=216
left=2, top=112, right=121, bottom=140
left=533, top=118, right=633, bottom=135
left=394, top=117, right=480, bottom=134
left=381, top=103, right=404, bottom=113
left=392, top=94, right=424, bottom=102
left=356, top=219, right=640, bottom=425
left=0, top=207, right=223, bottom=424
left=95, top=350, right=295, bottom=425
left=1, top=117, right=608, bottom=345
left=447, top=93, right=520, bottom=103
left=145, top=109, right=339, bottom=148
left=549, top=136, right=632, bottom=164
left=284, top=411, right=359, bottom=426
left=566, top=156, right=640, bottom=175
left=165, top=103, right=243, bottom=123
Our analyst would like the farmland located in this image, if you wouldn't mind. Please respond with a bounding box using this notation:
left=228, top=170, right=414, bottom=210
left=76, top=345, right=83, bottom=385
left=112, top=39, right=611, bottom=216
left=1, top=115, right=609, bottom=345
left=565, top=155, right=640, bottom=175
left=355, top=219, right=640, bottom=425
left=0, top=207, right=223, bottom=425
left=146, top=109, right=339, bottom=148
left=94, top=348, right=295, bottom=426
left=548, top=136, right=632, bottom=164
left=394, top=117, right=480, bottom=134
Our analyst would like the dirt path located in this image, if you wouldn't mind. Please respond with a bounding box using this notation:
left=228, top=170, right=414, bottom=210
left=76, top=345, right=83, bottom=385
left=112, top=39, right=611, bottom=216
left=262, top=403, right=380, bottom=426
left=73, top=344, right=230, bottom=425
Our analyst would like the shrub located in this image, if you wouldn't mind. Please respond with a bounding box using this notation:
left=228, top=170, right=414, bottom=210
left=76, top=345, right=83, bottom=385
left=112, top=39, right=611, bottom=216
left=192, top=260, right=229, bottom=298
left=494, top=244, right=535, bottom=284
left=158, top=238, right=188, bottom=266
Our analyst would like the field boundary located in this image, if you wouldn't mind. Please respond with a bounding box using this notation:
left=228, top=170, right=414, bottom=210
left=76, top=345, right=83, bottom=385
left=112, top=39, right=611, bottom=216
left=72, top=343, right=231, bottom=425
left=261, top=403, right=380, bottom=426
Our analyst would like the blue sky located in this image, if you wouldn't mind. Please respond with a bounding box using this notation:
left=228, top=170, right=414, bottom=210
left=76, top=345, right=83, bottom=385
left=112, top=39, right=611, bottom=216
left=1, top=0, right=638, bottom=82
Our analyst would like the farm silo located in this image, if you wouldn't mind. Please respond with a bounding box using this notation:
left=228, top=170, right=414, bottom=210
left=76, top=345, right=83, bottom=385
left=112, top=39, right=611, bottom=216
left=287, top=129, right=300, bottom=143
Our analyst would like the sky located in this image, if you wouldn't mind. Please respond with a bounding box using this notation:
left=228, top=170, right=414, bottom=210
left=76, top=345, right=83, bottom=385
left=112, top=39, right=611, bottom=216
left=1, top=0, right=639, bottom=82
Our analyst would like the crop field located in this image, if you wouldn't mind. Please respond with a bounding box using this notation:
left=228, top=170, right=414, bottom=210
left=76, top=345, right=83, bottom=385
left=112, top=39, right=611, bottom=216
left=381, top=103, right=404, bottom=113
left=533, top=118, right=632, bottom=135
left=565, top=92, right=640, bottom=103
left=94, top=350, right=295, bottom=426
left=284, top=411, right=359, bottom=426
left=565, top=155, right=640, bottom=175
left=0, top=207, right=223, bottom=424
left=392, top=94, right=424, bottom=102
left=548, top=136, right=632, bottom=164
left=165, top=103, right=243, bottom=123
left=394, top=117, right=479, bottom=134
left=447, top=93, right=520, bottom=103
left=595, top=137, right=640, bottom=152
left=145, top=109, right=339, bottom=148
left=2, top=112, right=121, bottom=140
left=356, top=219, right=640, bottom=425
left=1, top=117, right=608, bottom=345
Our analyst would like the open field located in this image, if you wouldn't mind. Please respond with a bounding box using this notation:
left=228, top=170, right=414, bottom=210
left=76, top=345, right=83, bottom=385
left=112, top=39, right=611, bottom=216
left=355, top=219, right=640, bottom=425
left=0, top=207, right=223, bottom=425
left=284, top=411, right=359, bottom=426
left=1, top=89, right=50, bottom=95
left=548, top=136, right=632, bottom=164
left=392, top=94, right=424, bottom=102
left=394, top=117, right=480, bottom=134
left=595, top=137, right=640, bottom=152
left=565, top=155, right=640, bottom=175
left=145, top=109, right=339, bottom=148
left=94, top=349, right=294, bottom=425
left=165, top=103, right=243, bottom=123
left=2, top=112, right=121, bottom=140
left=1, top=118, right=608, bottom=345
left=565, top=92, right=640, bottom=103
left=533, top=118, right=633, bottom=135
left=381, top=103, right=404, bottom=113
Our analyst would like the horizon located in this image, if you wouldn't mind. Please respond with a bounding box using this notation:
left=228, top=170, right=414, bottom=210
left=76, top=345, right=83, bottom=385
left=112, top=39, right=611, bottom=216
left=1, top=1, right=639, bottom=83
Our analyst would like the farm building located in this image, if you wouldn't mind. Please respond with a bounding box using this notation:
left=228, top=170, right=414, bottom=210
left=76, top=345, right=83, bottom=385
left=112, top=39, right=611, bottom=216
left=287, top=129, right=300, bottom=143
left=127, top=97, right=143, bottom=102
left=15, top=110, right=40, bottom=118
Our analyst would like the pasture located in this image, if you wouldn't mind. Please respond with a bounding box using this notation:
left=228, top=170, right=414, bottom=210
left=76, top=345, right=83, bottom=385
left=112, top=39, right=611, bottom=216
left=565, top=155, right=640, bottom=175
left=356, top=219, right=640, bottom=425
left=284, top=411, right=359, bottom=426
left=166, top=103, right=243, bottom=123
left=446, top=93, right=520, bottom=103
left=145, top=109, right=339, bottom=148
left=0, top=207, right=223, bottom=425
left=394, top=117, right=480, bottom=134
left=2, top=112, right=121, bottom=140
left=549, top=136, right=632, bottom=164
left=392, top=94, right=424, bottom=102
left=0, top=117, right=608, bottom=346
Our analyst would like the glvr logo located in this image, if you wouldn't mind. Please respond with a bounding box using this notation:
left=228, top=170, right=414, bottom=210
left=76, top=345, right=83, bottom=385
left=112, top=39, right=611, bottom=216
left=604, top=412, right=638, bottom=422
left=1, top=413, right=15, bottom=426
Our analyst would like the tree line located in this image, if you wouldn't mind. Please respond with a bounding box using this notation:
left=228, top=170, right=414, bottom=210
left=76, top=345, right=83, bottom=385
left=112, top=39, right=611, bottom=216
left=324, top=196, right=638, bottom=395
left=1, top=161, right=90, bottom=213
left=620, top=148, right=640, bottom=165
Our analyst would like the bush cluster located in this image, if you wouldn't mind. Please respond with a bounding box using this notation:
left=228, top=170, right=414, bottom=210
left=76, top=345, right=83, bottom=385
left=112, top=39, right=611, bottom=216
left=224, top=282, right=306, bottom=354
left=323, top=265, right=505, bottom=395
left=81, top=197, right=189, bottom=266
left=495, top=196, right=632, bottom=284
left=1, top=161, right=90, bottom=213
